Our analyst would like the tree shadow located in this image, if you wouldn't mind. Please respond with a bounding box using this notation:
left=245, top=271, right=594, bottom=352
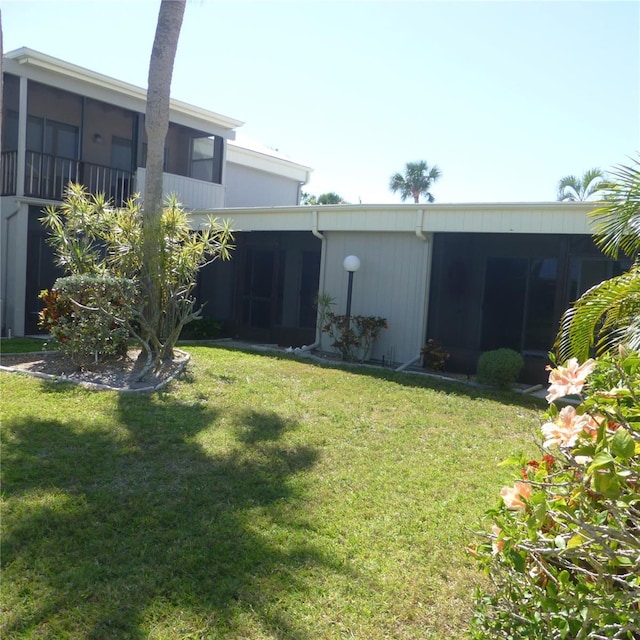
left=2, top=392, right=352, bottom=639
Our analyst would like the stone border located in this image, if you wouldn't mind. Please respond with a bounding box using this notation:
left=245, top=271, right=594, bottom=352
left=0, top=350, right=191, bottom=394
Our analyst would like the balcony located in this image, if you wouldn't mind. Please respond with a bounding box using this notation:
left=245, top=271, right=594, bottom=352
left=1, top=150, right=133, bottom=206
left=1, top=151, right=225, bottom=210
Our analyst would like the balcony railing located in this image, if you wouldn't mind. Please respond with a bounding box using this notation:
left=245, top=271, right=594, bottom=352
left=1, top=150, right=18, bottom=196
left=1, top=150, right=134, bottom=206
left=1, top=151, right=225, bottom=210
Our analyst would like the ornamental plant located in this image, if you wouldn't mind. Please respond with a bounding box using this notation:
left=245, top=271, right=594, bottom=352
left=39, top=274, right=137, bottom=368
left=41, top=183, right=233, bottom=379
left=321, top=312, right=387, bottom=362
left=421, top=338, right=450, bottom=371
left=476, top=348, right=524, bottom=388
left=470, top=351, right=640, bottom=639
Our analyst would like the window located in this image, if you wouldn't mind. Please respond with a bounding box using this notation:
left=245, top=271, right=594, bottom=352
left=190, top=136, right=222, bottom=183
left=190, top=137, right=215, bottom=182
left=481, top=256, right=559, bottom=353
left=3, top=110, right=19, bottom=150
left=26, top=115, right=78, bottom=159
left=111, top=136, right=133, bottom=171
left=568, top=257, right=630, bottom=303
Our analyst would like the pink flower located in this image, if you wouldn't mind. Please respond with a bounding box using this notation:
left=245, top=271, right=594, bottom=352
left=500, top=481, right=532, bottom=511
left=540, top=406, right=596, bottom=449
left=545, top=358, right=596, bottom=403
left=491, top=524, right=504, bottom=554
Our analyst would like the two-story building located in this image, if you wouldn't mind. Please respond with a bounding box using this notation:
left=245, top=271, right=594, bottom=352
left=1, top=47, right=311, bottom=336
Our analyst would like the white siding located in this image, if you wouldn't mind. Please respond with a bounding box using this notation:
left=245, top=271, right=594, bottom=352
left=225, top=163, right=301, bottom=207
left=0, top=201, right=29, bottom=336
left=136, top=168, right=225, bottom=210
left=321, top=231, right=431, bottom=365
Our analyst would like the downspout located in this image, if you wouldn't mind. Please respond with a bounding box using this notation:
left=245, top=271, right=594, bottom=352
left=415, top=208, right=426, bottom=241
left=396, top=208, right=429, bottom=371
left=298, top=209, right=325, bottom=353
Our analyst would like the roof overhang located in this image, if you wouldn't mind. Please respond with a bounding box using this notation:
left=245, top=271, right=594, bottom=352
left=3, top=47, right=243, bottom=139
left=227, top=141, right=313, bottom=184
left=191, top=202, right=599, bottom=235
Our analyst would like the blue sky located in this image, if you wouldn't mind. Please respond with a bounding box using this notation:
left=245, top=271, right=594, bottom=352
left=2, top=0, right=639, bottom=204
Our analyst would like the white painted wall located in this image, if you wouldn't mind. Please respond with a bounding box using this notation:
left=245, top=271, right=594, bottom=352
left=136, top=168, right=225, bottom=210
left=225, top=162, right=301, bottom=207
left=0, top=201, right=29, bottom=336
left=321, top=231, right=432, bottom=365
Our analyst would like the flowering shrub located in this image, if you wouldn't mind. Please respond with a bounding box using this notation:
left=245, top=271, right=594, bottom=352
left=470, top=351, right=640, bottom=639
left=321, top=312, right=387, bottom=362
left=421, top=338, right=450, bottom=371
left=39, top=275, right=137, bottom=368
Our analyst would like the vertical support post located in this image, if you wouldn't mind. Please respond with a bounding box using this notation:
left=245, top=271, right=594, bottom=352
left=345, top=270, right=354, bottom=321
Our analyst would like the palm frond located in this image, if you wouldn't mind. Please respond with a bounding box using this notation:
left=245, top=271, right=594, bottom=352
left=589, top=156, right=640, bottom=260
left=555, top=265, right=640, bottom=361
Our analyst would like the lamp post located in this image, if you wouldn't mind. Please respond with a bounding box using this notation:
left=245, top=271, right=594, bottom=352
left=343, top=255, right=361, bottom=321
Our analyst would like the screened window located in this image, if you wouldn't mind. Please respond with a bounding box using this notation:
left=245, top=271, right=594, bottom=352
left=190, top=137, right=215, bottom=181
left=190, top=136, right=222, bottom=183
left=481, top=256, right=559, bottom=353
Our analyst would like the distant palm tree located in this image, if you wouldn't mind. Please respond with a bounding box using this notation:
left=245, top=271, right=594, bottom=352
left=557, top=168, right=605, bottom=201
left=301, top=191, right=348, bottom=205
left=389, top=161, right=441, bottom=203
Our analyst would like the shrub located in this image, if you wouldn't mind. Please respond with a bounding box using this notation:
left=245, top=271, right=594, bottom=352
left=476, top=348, right=524, bottom=387
left=469, top=352, right=640, bottom=639
left=39, top=274, right=137, bottom=367
left=40, top=184, right=234, bottom=378
left=321, top=312, right=387, bottom=362
left=421, top=338, right=450, bottom=371
left=178, top=317, right=222, bottom=340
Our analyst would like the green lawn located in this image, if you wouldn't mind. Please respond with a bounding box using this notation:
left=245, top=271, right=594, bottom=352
left=0, top=337, right=54, bottom=354
left=1, top=345, right=542, bottom=639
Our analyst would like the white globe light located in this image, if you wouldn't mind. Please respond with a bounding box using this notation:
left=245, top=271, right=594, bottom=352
left=343, top=255, right=361, bottom=272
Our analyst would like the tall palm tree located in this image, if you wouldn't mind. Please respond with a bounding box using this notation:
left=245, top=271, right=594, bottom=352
left=556, top=156, right=640, bottom=361
left=142, top=0, right=186, bottom=358
left=389, top=161, right=441, bottom=203
left=557, top=167, right=605, bottom=201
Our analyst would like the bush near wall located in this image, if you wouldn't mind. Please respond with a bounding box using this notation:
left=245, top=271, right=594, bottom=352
left=39, top=274, right=137, bottom=367
left=476, top=348, right=524, bottom=387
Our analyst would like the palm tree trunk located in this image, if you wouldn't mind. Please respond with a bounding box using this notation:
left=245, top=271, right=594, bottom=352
left=142, top=0, right=186, bottom=359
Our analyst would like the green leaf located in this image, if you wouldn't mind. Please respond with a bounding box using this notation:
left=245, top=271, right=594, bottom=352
left=588, top=451, right=614, bottom=472
left=507, top=549, right=526, bottom=573
left=611, top=427, right=635, bottom=459
left=572, top=443, right=596, bottom=457
left=592, top=470, right=621, bottom=497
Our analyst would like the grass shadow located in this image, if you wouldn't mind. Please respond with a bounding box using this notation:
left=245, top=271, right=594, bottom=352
left=1, top=390, right=353, bottom=639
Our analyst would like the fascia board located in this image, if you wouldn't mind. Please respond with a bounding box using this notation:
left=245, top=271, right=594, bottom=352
left=190, top=202, right=598, bottom=235
left=227, top=144, right=313, bottom=183
left=4, top=48, right=243, bottom=138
